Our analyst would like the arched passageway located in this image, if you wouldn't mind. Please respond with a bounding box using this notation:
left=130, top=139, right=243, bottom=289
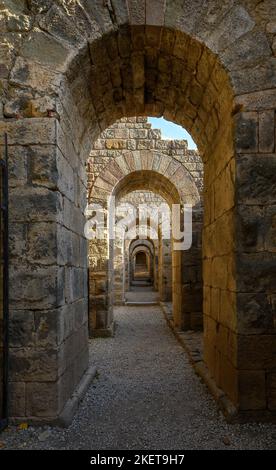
left=1, top=1, right=276, bottom=423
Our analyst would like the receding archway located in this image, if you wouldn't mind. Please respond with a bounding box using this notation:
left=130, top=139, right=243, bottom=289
left=2, top=2, right=275, bottom=423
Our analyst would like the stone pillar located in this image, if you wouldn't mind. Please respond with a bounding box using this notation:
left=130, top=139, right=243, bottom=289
left=6, top=118, right=90, bottom=423
left=182, top=207, right=203, bottom=330
left=159, top=239, right=172, bottom=302
left=234, top=108, right=276, bottom=416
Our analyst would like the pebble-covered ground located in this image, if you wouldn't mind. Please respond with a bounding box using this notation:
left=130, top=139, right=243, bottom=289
left=1, top=305, right=276, bottom=450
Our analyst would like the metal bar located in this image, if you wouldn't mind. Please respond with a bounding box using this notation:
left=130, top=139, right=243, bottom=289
left=0, top=133, right=9, bottom=431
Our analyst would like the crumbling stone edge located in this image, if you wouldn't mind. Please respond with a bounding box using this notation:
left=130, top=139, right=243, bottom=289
left=9, top=366, right=97, bottom=428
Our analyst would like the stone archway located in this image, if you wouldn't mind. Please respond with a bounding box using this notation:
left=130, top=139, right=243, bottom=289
left=129, top=239, right=156, bottom=292
left=1, top=1, right=275, bottom=422
left=89, top=151, right=201, bottom=334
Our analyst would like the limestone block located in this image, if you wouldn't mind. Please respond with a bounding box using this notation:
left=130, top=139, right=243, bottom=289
left=9, top=222, right=27, bottom=260
left=265, top=205, right=276, bottom=253
left=9, top=310, right=34, bottom=348
left=27, top=222, right=57, bottom=265
left=21, top=31, right=71, bottom=72
left=10, top=56, right=62, bottom=92
left=65, top=267, right=85, bottom=303
left=236, top=154, right=276, bottom=205
left=0, top=117, right=56, bottom=146
left=232, top=58, right=276, bottom=94
left=237, top=334, right=276, bottom=370
left=10, top=346, right=58, bottom=382
left=26, top=381, right=60, bottom=418
left=74, top=298, right=88, bottom=331
left=9, top=146, right=29, bottom=187
left=219, top=290, right=237, bottom=332
left=259, top=110, right=275, bottom=153
left=221, top=31, right=271, bottom=70
left=127, top=0, right=145, bottom=25
left=237, top=293, right=274, bottom=335
left=238, top=370, right=266, bottom=410
left=9, top=382, right=26, bottom=417
left=219, top=355, right=238, bottom=405
left=106, top=139, right=127, bottom=150
left=10, top=187, right=62, bottom=223
left=237, top=204, right=265, bottom=252
left=267, top=371, right=276, bottom=411
left=235, top=89, right=276, bottom=111
left=10, top=264, right=64, bottom=310
left=38, top=4, right=84, bottom=46
left=235, top=112, right=258, bottom=153
left=29, top=145, right=58, bottom=189
left=63, top=197, right=85, bottom=235
left=237, top=252, right=276, bottom=293
left=127, top=139, right=136, bottom=151
left=208, top=6, right=255, bottom=52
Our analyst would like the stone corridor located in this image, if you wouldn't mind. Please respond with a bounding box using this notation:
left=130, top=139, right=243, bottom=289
left=1, top=304, right=275, bottom=450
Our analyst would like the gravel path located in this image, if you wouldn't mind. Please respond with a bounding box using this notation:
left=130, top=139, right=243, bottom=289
left=1, top=305, right=276, bottom=450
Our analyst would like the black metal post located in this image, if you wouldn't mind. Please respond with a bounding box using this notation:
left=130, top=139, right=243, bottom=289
left=0, top=133, right=9, bottom=431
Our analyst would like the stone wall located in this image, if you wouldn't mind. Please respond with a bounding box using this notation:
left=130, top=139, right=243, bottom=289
left=0, top=0, right=275, bottom=422
left=87, top=116, right=203, bottom=333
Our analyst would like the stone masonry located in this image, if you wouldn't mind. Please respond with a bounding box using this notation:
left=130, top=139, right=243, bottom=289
left=87, top=117, right=203, bottom=336
left=0, top=0, right=275, bottom=423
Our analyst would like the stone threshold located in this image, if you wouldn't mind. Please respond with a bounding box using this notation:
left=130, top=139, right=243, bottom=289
left=9, top=365, right=97, bottom=428
left=125, top=301, right=159, bottom=306
left=91, top=321, right=115, bottom=338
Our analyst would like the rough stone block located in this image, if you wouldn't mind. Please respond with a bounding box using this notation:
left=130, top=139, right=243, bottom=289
left=9, top=382, right=26, bottom=417
left=236, top=154, right=276, bottom=205
left=21, top=31, right=70, bottom=71
left=237, top=293, right=274, bottom=334
left=237, top=334, right=276, bottom=370
left=235, top=112, right=258, bottom=153
left=259, top=110, right=275, bottom=153
left=237, top=252, right=276, bottom=293
left=0, top=118, right=56, bottom=146
left=10, top=265, right=62, bottom=310
left=9, top=310, right=34, bottom=348
left=238, top=370, right=266, bottom=410
left=10, top=346, right=58, bottom=382
left=26, top=381, right=60, bottom=418
left=28, top=222, right=57, bottom=265
left=267, top=371, right=276, bottom=411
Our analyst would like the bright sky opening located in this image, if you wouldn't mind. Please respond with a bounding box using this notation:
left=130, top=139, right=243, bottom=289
left=148, top=117, right=197, bottom=150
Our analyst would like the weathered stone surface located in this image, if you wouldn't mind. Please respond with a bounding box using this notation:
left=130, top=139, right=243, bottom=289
left=10, top=187, right=62, bottom=223
left=9, top=310, right=34, bottom=348
left=10, top=346, right=58, bottom=382
left=0, top=118, right=56, bottom=145
left=237, top=293, right=274, bottom=334
left=235, top=112, right=258, bottom=153
left=259, top=110, right=275, bottom=153
left=238, top=370, right=266, bottom=411
left=9, top=382, right=26, bottom=417
left=26, top=381, right=60, bottom=417
left=2, top=2, right=276, bottom=425
left=237, top=334, right=276, bottom=370
left=237, top=253, right=276, bottom=293
left=21, top=31, right=71, bottom=71
left=236, top=155, right=276, bottom=205
left=267, top=371, right=276, bottom=411
left=10, top=56, right=62, bottom=92
left=10, top=265, right=63, bottom=310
